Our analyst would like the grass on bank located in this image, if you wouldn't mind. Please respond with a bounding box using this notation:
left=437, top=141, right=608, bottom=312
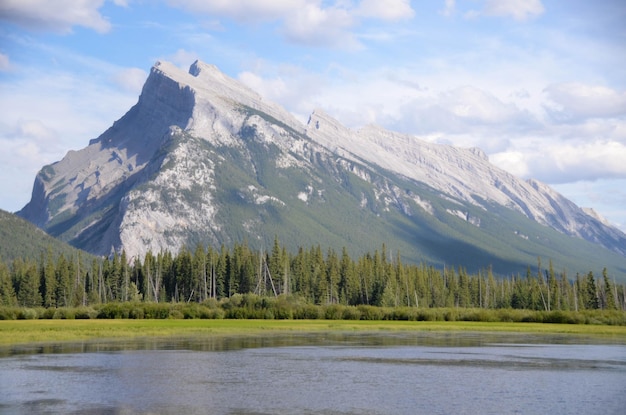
left=1, top=301, right=626, bottom=347
left=2, top=319, right=626, bottom=347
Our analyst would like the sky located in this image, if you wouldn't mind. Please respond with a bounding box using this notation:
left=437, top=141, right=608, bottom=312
left=0, top=0, right=625, bottom=231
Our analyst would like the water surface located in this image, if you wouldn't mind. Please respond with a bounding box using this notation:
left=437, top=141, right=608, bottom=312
left=1, top=332, right=624, bottom=414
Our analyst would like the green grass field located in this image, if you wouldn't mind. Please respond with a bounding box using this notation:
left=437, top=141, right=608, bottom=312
left=2, top=319, right=626, bottom=347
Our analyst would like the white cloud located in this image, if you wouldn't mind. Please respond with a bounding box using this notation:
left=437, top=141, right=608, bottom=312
left=282, top=3, right=358, bottom=48
left=0, top=119, right=62, bottom=211
left=167, top=49, right=201, bottom=69
left=11, top=119, right=58, bottom=143
left=483, top=0, right=545, bottom=21
left=166, top=0, right=303, bottom=22
left=0, top=53, right=10, bottom=71
left=437, top=86, right=528, bottom=124
left=0, top=0, right=112, bottom=33
left=492, top=137, right=626, bottom=184
left=544, top=83, right=626, bottom=122
left=0, top=68, right=139, bottom=211
left=112, top=67, right=148, bottom=93
left=357, top=0, right=415, bottom=21
left=238, top=71, right=287, bottom=101
left=386, top=85, right=538, bottom=151
left=440, top=0, right=456, bottom=17
left=167, top=0, right=414, bottom=48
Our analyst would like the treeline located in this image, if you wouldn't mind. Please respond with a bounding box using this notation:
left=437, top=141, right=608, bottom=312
left=1, top=238, right=625, bottom=313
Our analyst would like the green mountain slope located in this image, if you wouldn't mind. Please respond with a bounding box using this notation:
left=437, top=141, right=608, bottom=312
left=0, top=209, right=94, bottom=263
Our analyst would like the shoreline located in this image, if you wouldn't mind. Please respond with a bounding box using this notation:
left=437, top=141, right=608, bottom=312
left=2, top=319, right=626, bottom=348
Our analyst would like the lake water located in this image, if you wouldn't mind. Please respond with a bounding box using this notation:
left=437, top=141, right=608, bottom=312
left=1, top=331, right=625, bottom=414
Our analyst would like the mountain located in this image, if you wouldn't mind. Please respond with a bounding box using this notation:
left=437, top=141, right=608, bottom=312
left=17, top=60, right=626, bottom=279
left=0, top=209, right=93, bottom=263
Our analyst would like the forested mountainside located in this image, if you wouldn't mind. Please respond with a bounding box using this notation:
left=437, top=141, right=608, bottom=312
left=16, top=60, right=626, bottom=279
left=0, top=209, right=93, bottom=263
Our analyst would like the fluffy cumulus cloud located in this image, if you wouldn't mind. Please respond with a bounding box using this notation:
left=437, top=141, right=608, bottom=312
left=0, top=66, right=140, bottom=210
left=281, top=3, right=357, bottom=48
left=0, top=118, right=62, bottom=211
left=111, top=67, right=148, bottom=93
left=0, top=0, right=112, bottom=33
left=492, top=139, right=626, bottom=184
left=544, top=83, right=626, bottom=122
left=386, top=85, right=537, bottom=151
left=167, top=0, right=415, bottom=48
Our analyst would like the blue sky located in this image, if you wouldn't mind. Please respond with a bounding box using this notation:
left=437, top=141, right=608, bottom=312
left=1, top=0, right=625, bottom=231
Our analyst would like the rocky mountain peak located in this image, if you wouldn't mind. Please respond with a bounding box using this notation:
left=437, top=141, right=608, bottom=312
left=16, top=60, right=626, bottom=275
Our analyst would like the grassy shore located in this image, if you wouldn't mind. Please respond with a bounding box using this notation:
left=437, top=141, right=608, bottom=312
left=2, top=319, right=626, bottom=347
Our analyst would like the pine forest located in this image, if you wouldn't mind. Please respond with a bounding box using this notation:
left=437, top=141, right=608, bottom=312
left=1, top=238, right=625, bottom=322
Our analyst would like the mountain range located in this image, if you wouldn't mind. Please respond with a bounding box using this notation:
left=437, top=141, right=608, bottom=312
left=16, top=60, right=626, bottom=279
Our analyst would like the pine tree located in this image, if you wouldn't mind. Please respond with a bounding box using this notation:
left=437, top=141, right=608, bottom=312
left=14, top=258, right=41, bottom=307
left=325, top=248, right=340, bottom=304
left=40, top=249, right=57, bottom=308
left=0, top=260, right=17, bottom=306
left=585, top=271, right=599, bottom=309
left=602, top=268, right=616, bottom=310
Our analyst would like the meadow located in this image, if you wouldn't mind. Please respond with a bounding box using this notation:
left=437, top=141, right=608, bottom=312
left=2, top=316, right=626, bottom=347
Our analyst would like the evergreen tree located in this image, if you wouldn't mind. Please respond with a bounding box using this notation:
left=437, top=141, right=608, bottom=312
left=268, top=236, right=284, bottom=291
left=215, top=245, right=229, bottom=298
left=192, top=244, right=208, bottom=302
left=0, top=260, right=17, bottom=306
left=338, top=247, right=356, bottom=305
left=325, top=248, right=340, bottom=304
left=547, top=260, right=558, bottom=311
left=14, top=258, right=41, bottom=307
left=585, top=271, right=599, bottom=309
left=457, top=267, right=471, bottom=307
left=55, top=255, right=71, bottom=306
left=602, top=268, right=617, bottom=310
left=40, top=249, right=57, bottom=308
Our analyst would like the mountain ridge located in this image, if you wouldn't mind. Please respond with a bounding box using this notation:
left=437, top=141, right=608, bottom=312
left=16, top=60, right=626, bottom=278
left=307, top=108, right=625, bottom=253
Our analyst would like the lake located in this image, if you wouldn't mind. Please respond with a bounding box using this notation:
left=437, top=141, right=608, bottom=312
left=1, top=331, right=625, bottom=414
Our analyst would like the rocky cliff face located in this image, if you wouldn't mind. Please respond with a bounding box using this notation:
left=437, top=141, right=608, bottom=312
left=17, top=60, right=626, bottom=275
left=306, top=110, right=626, bottom=253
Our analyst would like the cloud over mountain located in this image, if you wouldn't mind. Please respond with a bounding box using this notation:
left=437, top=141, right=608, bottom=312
left=0, top=0, right=113, bottom=33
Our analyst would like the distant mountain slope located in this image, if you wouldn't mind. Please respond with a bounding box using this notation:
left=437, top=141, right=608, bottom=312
left=0, top=209, right=94, bottom=263
left=16, top=60, right=626, bottom=280
left=305, top=110, right=626, bottom=256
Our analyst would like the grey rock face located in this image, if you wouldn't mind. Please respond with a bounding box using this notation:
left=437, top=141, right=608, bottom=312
left=17, top=60, right=626, bottom=273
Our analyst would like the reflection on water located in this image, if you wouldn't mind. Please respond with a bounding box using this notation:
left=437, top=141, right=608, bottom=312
left=3, top=330, right=621, bottom=357
left=1, top=332, right=625, bottom=415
